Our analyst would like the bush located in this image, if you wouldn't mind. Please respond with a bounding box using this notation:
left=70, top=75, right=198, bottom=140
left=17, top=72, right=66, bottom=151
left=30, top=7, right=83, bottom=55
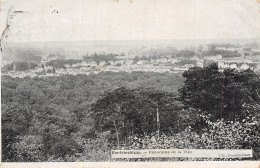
left=13, top=135, right=45, bottom=162
left=62, top=132, right=111, bottom=162
left=113, top=114, right=259, bottom=161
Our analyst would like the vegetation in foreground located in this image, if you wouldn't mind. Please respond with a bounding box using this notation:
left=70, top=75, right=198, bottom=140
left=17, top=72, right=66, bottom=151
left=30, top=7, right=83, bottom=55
left=1, top=64, right=260, bottom=161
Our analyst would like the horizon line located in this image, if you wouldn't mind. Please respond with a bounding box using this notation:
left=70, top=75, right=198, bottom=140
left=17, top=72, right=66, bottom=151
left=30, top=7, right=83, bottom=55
left=5, top=37, right=260, bottom=43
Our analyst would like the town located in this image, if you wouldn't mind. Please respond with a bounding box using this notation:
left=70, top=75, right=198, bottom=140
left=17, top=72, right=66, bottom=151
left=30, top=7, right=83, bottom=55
left=2, top=43, right=260, bottom=78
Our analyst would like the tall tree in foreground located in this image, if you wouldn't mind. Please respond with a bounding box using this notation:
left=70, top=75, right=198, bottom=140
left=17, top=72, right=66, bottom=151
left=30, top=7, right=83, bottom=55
left=179, top=63, right=260, bottom=121
left=92, top=87, right=135, bottom=145
left=92, top=87, right=181, bottom=146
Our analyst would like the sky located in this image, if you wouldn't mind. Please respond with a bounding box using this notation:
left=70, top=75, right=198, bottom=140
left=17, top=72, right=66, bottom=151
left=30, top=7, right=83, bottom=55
left=0, top=0, right=259, bottom=42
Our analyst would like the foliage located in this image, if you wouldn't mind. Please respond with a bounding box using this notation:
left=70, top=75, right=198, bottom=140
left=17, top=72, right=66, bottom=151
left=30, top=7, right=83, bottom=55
left=115, top=63, right=122, bottom=66
left=45, top=59, right=82, bottom=69
left=83, top=53, right=117, bottom=65
left=92, top=87, right=184, bottom=146
left=114, top=114, right=259, bottom=161
left=252, top=51, right=260, bottom=56
left=174, top=50, right=196, bottom=59
left=175, top=59, right=197, bottom=66
left=1, top=72, right=183, bottom=161
left=1, top=66, right=259, bottom=161
left=208, top=43, right=240, bottom=49
left=2, top=61, right=38, bottom=72
left=1, top=103, right=33, bottom=161
left=133, top=56, right=140, bottom=64
left=179, top=63, right=260, bottom=121
left=202, top=47, right=241, bottom=58
left=13, top=135, right=45, bottom=161
left=73, top=132, right=111, bottom=161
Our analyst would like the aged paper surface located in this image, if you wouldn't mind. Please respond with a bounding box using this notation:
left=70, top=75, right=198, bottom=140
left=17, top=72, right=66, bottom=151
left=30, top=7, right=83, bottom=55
left=0, top=0, right=259, bottom=167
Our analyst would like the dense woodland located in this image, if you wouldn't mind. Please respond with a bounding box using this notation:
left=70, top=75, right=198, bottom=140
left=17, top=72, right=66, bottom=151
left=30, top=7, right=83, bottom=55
left=1, top=64, right=260, bottom=161
left=83, top=53, right=118, bottom=65
left=2, top=62, right=38, bottom=72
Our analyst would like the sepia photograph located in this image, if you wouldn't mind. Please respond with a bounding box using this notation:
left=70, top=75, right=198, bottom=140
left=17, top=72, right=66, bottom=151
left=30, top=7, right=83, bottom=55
left=0, top=0, right=259, bottom=167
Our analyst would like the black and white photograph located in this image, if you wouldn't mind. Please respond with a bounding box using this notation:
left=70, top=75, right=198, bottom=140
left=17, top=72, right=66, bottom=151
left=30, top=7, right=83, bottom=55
left=0, top=0, right=259, bottom=166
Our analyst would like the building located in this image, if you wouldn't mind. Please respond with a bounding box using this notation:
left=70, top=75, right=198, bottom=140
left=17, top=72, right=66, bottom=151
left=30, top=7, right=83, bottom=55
left=230, top=63, right=238, bottom=69
left=240, top=64, right=250, bottom=70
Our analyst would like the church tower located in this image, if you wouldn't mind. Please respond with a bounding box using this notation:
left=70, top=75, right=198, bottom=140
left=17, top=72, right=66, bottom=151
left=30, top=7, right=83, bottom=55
left=13, top=61, right=16, bottom=71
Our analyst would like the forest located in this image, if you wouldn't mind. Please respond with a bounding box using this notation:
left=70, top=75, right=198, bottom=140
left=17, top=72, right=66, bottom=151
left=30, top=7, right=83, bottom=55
left=2, top=62, right=38, bottom=72
left=1, top=64, right=260, bottom=161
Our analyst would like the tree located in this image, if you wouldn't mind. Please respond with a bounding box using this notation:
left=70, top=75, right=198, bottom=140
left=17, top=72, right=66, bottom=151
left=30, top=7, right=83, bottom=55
left=83, top=53, right=117, bottom=65
left=2, top=61, right=38, bottom=72
left=1, top=71, right=184, bottom=160
left=133, top=88, right=178, bottom=137
left=175, top=50, right=196, bottom=59
left=179, top=63, right=260, bottom=121
left=2, top=103, right=33, bottom=161
left=92, top=87, right=136, bottom=145
left=133, top=56, right=140, bottom=64
left=92, top=87, right=180, bottom=145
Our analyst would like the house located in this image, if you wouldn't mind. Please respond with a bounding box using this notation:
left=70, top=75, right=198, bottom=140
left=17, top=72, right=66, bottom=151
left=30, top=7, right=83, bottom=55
left=125, top=59, right=133, bottom=65
left=184, top=64, right=194, bottom=69
left=218, top=61, right=229, bottom=69
left=100, top=65, right=110, bottom=71
left=45, top=66, right=53, bottom=71
left=206, top=55, right=222, bottom=61
left=150, top=59, right=157, bottom=63
left=197, top=60, right=204, bottom=67
left=189, top=56, right=199, bottom=60
left=215, top=55, right=222, bottom=60
left=168, top=58, right=178, bottom=64
left=173, top=67, right=188, bottom=71
left=80, top=67, right=89, bottom=72
left=110, top=66, right=120, bottom=72
left=64, top=64, right=71, bottom=68
left=225, top=57, right=252, bottom=64
left=79, top=61, right=88, bottom=67
left=30, top=68, right=43, bottom=73
left=108, top=61, right=115, bottom=65
left=230, top=63, right=238, bottom=69
left=114, top=60, right=125, bottom=65
left=99, top=61, right=107, bottom=67
left=157, top=58, right=168, bottom=63
left=72, top=63, right=81, bottom=67
left=137, top=60, right=144, bottom=65
left=240, top=64, right=250, bottom=70
left=86, top=61, right=97, bottom=67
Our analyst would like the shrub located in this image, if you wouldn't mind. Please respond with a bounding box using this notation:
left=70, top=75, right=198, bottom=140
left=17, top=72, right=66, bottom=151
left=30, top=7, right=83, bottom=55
left=13, top=135, right=45, bottom=161
left=113, top=114, right=259, bottom=161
